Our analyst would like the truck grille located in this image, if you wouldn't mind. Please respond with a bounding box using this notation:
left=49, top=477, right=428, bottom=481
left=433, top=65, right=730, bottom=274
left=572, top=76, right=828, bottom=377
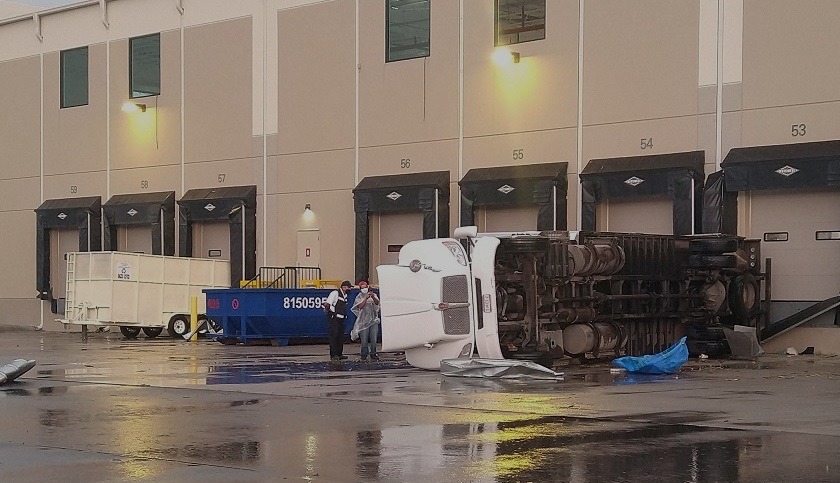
left=441, top=275, right=470, bottom=335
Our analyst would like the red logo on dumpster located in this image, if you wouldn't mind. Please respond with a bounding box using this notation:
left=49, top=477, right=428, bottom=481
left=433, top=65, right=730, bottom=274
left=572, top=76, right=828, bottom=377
left=207, top=298, right=220, bottom=310
left=232, top=299, right=239, bottom=310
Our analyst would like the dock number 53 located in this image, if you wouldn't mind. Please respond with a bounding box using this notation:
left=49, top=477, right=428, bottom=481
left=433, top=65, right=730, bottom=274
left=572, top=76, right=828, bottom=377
left=283, top=296, right=327, bottom=309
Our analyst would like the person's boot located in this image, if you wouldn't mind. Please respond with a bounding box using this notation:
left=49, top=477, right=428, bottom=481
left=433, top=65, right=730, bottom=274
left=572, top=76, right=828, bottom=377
left=370, top=354, right=379, bottom=361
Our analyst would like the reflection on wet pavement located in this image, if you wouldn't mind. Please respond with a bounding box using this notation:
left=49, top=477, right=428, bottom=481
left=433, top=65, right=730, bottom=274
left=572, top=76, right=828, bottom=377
left=3, top=328, right=840, bottom=481
left=352, top=417, right=839, bottom=482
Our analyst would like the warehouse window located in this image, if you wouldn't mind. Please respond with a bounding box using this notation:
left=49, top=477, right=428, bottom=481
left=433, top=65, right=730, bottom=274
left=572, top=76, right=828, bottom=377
left=386, top=0, right=430, bottom=62
left=130, top=33, right=160, bottom=98
left=495, top=0, right=546, bottom=46
left=60, top=47, right=88, bottom=108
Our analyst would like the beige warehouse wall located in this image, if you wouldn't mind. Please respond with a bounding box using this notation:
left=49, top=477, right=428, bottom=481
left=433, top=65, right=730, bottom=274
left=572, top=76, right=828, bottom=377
left=0, top=56, right=40, bottom=180
left=277, top=0, right=355, bottom=154
left=43, top=43, right=107, bottom=179
left=358, top=0, right=459, bottom=147
left=739, top=1, right=840, bottom=149
left=463, top=0, right=579, bottom=137
left=109, top=31, right=181, bottom=183
left=583, top=0, right=700, bottom=126
left=184, top=17, right=254, bottom=165
left=742, top=0, right=840, bottom=110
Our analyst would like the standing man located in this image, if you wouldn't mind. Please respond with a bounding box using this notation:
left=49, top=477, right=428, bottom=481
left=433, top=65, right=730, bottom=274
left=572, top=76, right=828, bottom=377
left=324, top=280, right=352, bottom=361
left=351, top=280, right=380, bottom=361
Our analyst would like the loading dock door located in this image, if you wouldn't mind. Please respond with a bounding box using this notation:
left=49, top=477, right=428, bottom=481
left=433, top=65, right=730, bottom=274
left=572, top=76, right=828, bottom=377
left=178, top=186, right=257, bottom=287
left=354, top=171, right=450, bottom=283
left=103, top=191, right=176, bottom=256
left=49, top=229, right=80, bottom=301
left=481, top=206, right=540, bottom=232
left=459, top=162, right=568, bottom=232
left=370, top=213, right=424, bottom=283
left=605, top=196, right=673, bottom=234
left=35, top=196, right=102, bottom=306
left=749, top=189, right=840, bottom=302
left=580, top=151, right=704, bottom=235
left=118, top=226, right=154, bottom=253
left=193, top=221, right=231, bottom=260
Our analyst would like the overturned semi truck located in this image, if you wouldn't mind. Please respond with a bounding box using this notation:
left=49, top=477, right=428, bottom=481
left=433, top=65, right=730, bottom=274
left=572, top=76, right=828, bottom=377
left=376, top=228, right=764, bottom=370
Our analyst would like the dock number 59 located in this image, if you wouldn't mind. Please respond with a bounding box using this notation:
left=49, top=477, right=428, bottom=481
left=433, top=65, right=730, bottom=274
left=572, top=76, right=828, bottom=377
left=283, top=296, right=327, bottom=309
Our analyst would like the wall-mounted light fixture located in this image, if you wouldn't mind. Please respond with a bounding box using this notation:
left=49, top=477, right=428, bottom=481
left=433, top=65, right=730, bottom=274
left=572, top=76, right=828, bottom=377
left=304, top=203, right=312, bottom=213
left=492, top=48, right=521, bottom=66
left=303, top=203, right=314, bottom=221
left=122, top=101, right=147, bottom=113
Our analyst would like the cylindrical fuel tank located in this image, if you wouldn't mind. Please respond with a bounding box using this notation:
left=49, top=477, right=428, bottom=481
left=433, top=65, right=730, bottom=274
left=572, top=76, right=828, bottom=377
left=562, top=322, right=621, bottom=355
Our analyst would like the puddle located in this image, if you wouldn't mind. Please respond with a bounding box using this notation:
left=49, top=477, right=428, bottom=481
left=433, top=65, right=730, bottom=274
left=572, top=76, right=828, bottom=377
left=205, top=361, right=412, bottom=385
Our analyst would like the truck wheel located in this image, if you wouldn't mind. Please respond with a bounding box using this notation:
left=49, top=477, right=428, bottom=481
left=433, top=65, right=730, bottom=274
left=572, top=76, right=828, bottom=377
left=120, top=326, right=141, bottom=339
left=168, top=315, right=190, bottom=339
left=728, top=273, right=760, bottom=320
left=689, top=238, right=738, bottom=254
left=143, top=327, right=163, bottom=339
left=500, top=236, right=550, bottom=253
left=687, top=254, right=737, bottom=269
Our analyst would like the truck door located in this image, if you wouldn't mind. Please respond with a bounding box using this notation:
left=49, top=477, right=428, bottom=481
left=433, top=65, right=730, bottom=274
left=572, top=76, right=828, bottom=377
left=376, top=238, right=475, bottom=370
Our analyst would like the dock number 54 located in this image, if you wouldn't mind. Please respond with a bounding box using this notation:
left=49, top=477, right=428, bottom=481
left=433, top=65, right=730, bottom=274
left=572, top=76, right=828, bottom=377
left=283, top=296, right=327, bottom=309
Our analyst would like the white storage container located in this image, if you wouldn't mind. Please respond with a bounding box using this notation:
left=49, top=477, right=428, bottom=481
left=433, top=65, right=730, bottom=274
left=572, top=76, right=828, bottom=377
left=60, top=252, right=230, bottom=337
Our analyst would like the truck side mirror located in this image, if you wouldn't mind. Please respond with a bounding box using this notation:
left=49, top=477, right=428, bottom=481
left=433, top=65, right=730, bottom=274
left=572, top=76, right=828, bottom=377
left=453, top=226, right=478, bottom=240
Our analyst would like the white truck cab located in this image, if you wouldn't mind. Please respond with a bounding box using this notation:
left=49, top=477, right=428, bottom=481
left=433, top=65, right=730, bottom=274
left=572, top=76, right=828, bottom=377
left=377, top=227, right=512, bottom=369
left=377, top=227, right=763, bottom=370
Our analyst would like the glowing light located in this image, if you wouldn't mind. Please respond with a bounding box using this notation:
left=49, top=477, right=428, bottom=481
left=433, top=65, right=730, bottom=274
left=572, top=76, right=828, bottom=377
left=121, top=101, right=146, bottom=113
left=492, top=48, right=520, bottom=66
left=302, top=203, right=315, bottom=222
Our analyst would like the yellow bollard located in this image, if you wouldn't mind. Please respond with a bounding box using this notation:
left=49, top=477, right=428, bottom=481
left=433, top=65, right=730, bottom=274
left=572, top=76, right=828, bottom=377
left=190, top=296, right=198, bottom=342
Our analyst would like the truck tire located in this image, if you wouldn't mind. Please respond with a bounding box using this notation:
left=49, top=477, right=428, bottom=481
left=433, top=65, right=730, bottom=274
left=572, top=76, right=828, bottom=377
left=509, top=350, right=553, bottom=368
left=689, top=237, right=738, bottom=254
left=500, top=236, right=550, bottom=253
left=728, top=273, right=760, bottom=320
left=143, top=327, right=163, bottom=339
left=168, top=315, right=190, bottom=339
left=120, top=326, right=141, bottom=339
left=687, top=254, right=737, bottom=269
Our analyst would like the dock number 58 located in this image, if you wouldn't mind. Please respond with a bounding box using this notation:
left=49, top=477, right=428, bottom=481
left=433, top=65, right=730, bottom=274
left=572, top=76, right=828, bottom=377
left=283, top=296, right=327, bottom=309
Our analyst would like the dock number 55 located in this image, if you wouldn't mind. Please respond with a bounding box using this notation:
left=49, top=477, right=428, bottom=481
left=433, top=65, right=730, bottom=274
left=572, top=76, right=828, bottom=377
left=283, top=296, right=327, bottom=309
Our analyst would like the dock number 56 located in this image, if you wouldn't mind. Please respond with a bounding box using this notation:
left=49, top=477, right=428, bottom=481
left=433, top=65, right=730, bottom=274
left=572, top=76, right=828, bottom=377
left=283, top=296, right=327, bottom=309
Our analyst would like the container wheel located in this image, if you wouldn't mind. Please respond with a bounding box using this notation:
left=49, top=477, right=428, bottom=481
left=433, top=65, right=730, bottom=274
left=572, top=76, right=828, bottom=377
left=119, top=326, right=141, bottom=339
left=217, top=337, right=238, bottom=345
left=168, top=315, right=190, bottom=339
left=143, top=327, right=163, bottom=339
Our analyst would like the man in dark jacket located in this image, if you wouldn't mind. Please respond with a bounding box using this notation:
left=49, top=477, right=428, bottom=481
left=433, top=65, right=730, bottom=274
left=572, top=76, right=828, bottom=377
left=324, top=280, right=352, bottom=361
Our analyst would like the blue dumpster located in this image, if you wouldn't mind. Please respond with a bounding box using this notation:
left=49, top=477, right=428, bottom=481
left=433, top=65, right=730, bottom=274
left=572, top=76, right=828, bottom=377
left=204, top=288, right=351, bottom=345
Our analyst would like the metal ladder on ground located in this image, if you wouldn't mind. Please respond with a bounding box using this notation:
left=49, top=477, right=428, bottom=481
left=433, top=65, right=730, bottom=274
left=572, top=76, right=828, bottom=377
left=63, top=253, right=75, bottom=318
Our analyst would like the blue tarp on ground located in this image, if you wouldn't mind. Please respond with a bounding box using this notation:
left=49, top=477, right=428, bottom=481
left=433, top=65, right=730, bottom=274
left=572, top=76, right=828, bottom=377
left=612, top=337, right=689, bottom=375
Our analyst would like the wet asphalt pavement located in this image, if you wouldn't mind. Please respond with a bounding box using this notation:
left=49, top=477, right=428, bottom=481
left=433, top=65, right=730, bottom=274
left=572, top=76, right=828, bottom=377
left=2, top=326, right=840, bottom=482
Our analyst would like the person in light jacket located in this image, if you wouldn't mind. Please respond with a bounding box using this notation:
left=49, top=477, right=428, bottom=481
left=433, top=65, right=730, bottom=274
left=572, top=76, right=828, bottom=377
left=351, top=280, right=380, bottom=361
